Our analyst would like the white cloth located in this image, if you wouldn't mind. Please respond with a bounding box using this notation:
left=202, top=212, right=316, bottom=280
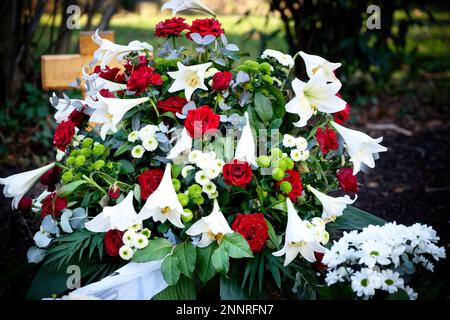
left=72, top=260, right=168, bottom=300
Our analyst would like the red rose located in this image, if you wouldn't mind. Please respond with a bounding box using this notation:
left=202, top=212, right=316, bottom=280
left=315, top=126, right=338, bottom=154
left=40, top=166, right=61, bottom=192
left=184, top=105, right=220, bottom=138
left=108, top=184, right=120, bottom=200
left=53, top=120, right=75, bottom=151
left=336, top=168, right=358, bottom=193
left=124, top=55, right=149, bottom=73
left=127, top=66, right=163, bottom=94
left=157, top=96, right=188, bottom=114
left=276, top=169, right=303, bottom=202
left=212, top=71, right=233, bottom=91
left=104, top=230, right=124, bottom=257
left=223, top=160, right=253, bottom=187
left=333, top=93, right=351, bottom=124
left=40, top=193, right=67, bottom=218
left=232, top=213, right=269, bottom=253
left=186, top=18, right=224, bottom=40
left=137, top=168, right=164, bottom=200
left=18, top=196, right=33, bottom=215
left=155, top=17, right=189, bottom=38
left=93, top=65, right=123, bottom=82
left=313, top=252, right=327, bottom=271
left=68, top=107, right=89, bottom=127
left=99, top=88, right=115, bottom=98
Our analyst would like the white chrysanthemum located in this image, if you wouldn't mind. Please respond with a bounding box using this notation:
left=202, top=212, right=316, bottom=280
left=404, top=286, right=418, bottom=300
left=139, top=125, right=159, bottom=141
left=301, top=150, right=310, bottom=161
left=143, top=137, right=158, bottom=152
left=119, top=245, right=134, bottom=260
left=128, top=131, right=140, bottom=143
left=196, top=152, right=215, bottom=170
left=325, top=266, right=350, bottom=286
left=214, top=159, right=225, bottom=170
left=290, top=149, right=302, bottom=162
left=122, top=230, right=136, bottom=247
left=133, top=233, right=149, bottom=249
left=195, top=170, right=210, bottom=186
left=351, top=268, right=381, bottom=298
left=207, top=191, right=219, bottom=199
left=181, top=165, right=195, bottom=178
left=202, top=181, right=217, bottom=195
left=131, top=145, right=145, bottom=159
left=295, top=137, right=308, bottom=151
left=205, top=166, right=220, bottom=179
left=188, top=150, right=202, bottom=164
left=283, top=134, right=297, bottom=148
left=129, top=223, right=142, bottom=232
left=359, top=239, right=391, bottom=268
left=261, top=49, right=295, bottom=69
left=380, top=269, right=404, bottom=294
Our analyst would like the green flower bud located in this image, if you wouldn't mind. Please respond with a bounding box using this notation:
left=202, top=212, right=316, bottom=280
left=285, top=158, right=295, bottom=170
left=172, top=179, right=181, bottom=192
left=141, top=228, right=151, bottom=238
left=278, top=158, right=288, bottom=170
left=80, top=147, right=91, bottom=157
left=256, top=155, right=271, bottom=168
left=272, top=168, right=285, bottom=181
left=277, top=193, right=286, bottom=201
left=193, top=195, right=204, bottom=205
left=70, top=150, right=80, bottom=157
left=270, top=147, right=283, bottom=159
left=61, top=171, right=74, bottom=183
left=237, top=65, right=250, bottom=73
left=261, top=74, right=274, bottom=84
left=94, top=159, right=105, bottom=170
left=66, top=156, right=76, bottom=166
left=182, top=209, right=193, bottom=223
left=81, top=138, right=94, bottom=148
left=280, top=181, right=292, bottom=194
left=177, top=193, right=189, bottom=207
left=161, top=75, right=168, bottom=83
left=75, top=155, right=86, bottom=166
left=259, top=62, right=272, bottom=75
left=92, top=143, right=106, bottom=157
left=187, top=184, right=202, bottom=199
left=244, top=60, right=260, bottom=73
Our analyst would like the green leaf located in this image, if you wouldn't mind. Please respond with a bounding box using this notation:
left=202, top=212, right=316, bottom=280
left=196, top=244, right=217, bottom=284
left=319, top=283, right=354, bottom=300
left=265, top=219, right=279, bottom=250
left=254, top=92, right=273, bottom=122
left=154, top=275, right=196, bottom=300
left=173, top=242, right=196, bottom=278
left=132, top=238, right=173, bottom=262
left=386, top=289, right=411, bottom=300
left=118, top=159, right=134, bottom=174
left=212, top=245, right=229, bottom=275
left=220, top=263, right=269, bottom=300
left=113, top=142, right=133, bottom=157
left=57, top=180, right=87, bottom=197
left=161, top=254, right=180, bottom=286
left=222, top=233, right=253, bottom=259
left=328, top=205, right=386, bottom=230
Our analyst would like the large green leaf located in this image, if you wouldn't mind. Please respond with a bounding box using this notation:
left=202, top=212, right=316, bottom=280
left=212, top=245, right=229, bottom=275
left=161, top=254, right=180, bottom=286
left=254, top=92, right=273, bottom=122
left=153, top=275, right=196, bottom=300
left=220, top=263, right=269, bottom=300
left=196, top=245, right=217, bottom=284
left=328, top=205, right=386, bottom=230
left=57, top=180, right=87, bottom=197
left=132, top=238, right=173, bottom=262
left=173, top=242, right=196, bottom=278
left=221, top=233, right=253, bottom=259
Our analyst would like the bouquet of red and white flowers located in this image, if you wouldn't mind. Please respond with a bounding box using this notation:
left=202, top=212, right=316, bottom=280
left=1, top=0, right=445, bottom=300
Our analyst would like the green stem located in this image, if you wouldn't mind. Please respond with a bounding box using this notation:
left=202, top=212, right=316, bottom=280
left=82, top=175, right=107, bottom=194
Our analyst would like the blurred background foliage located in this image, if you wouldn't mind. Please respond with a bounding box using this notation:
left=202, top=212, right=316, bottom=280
left=0, top=0, right=449, bottom=166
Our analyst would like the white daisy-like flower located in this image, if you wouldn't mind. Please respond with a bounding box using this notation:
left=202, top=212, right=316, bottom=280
left=129, top=223, right=142, bottom=232
left=325, top=266, right=350, bottom=286
left=128, top=131, right=140, bottom=143
left=380, top=269, right=404, bottom=294
left=295, top=137, right=308, bottom=151
left=207, top=191, right=219, bottom=199
left=196, top=152, right=214, bottom=170
left=133, top=233, right=149, bottom=249
left=283, top=134, right=297, bottom=148
left=119, top=245, right=134, bottom=260
left=404, top=286, right=418, bottom=300
left=214, top=159, right=225, bottom=170
left=290, top=149, right=302, bottom=162
left=261, top=49, right=295, bottom=69
left=351, top=268, right=381, bottom=298
left=205, top=166, right=220, bottom=180
left=142, top=136, right=158, bottom=152
left=188, top=150, right=202, bottom=164
left=131, top=145, right=145, bottom=159
left=359, top=239, right=391, bottom=268
left=301, top=150, right=310, bottom=161
left=139, top=125, right=159, bottom=141
left=195, top=170, right=210, bottom=186
left=181, top=165, right=195, bottom=178
left=122, top=230, right=136, bottom=247
left=202, top=181, right=217, bottom=195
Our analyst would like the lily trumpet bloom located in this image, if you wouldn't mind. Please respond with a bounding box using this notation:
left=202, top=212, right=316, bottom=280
left=306, top=185, right=357, bottom=222
left=331, top=121, right=387, bottom=174
left=161, top=0, right=215, bottom=16
left=92, top=30, right=153, bottom=68
left=167, top=62, right=212, bottom=101
left=138, top=164, right=185, bottom=228
left=299, top=51, right=342, bottom=82
left=234, top=112, right=258, bottom=168
left=186, top=199, right=233, bottom=247
left=85, top=191, right=140, bottom=232
left=167, top=128, right=193, bottom=160
left=0, top=163, right=55, bottom=209
left=285, top=69, right=346, bottom=127
left=273, top=198, right=325, bottom=266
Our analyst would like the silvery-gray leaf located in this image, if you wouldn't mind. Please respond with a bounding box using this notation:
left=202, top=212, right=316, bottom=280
left=158, top=122, right=168, bottom=133
left=240, top=116, right=248, bottom=127
left=239, top=91, right=252, bottom=106
left=225, top=43, right=239, bottom=52
left=69, top=81, right=78, bottom=88
left=27, top=246, right=46, bottom=264
left=156, top=132, right=169, bottom=143
left=60, top=209, right=74, bottom=233
left=125, top=90, right=137, bottom=96
left=196, top=47, right=206, bottom=53
left=89, top=58, right=98, bottom=68
left=154, top=156, right=170, bottom=163
left=182, top=101, right=196, bottom=115
left=218, top=101, right=231, bottom=111
left=221, top=33, right=228, bottom=46
left=159, top=142, right=170, bottom=153
left=202, top=35, right=216, bottom=46
left=70, top=208, right=88, bottom=229
left=236, top=71, right=250, bottom=85
left=220, top=115, right=228, bottom=122
left=83, top=106, right=95, bottom=116
left=133, top=184, right=141, bottom=203
left=132, top=116, right=140, bottom=131
left=72, top=101, right=84, bottom=111
left=63, top=93, right=70, bottom=103
left=213, top=58, right=226, bottom=66
left=116, top=193, right=125, bottom=203
left=50, top=94, right=59, bottom=107
left=190, top=33, right=204, bottom=45
left=163, top=228, right=179, bottom=245
left=41, top=215, right=59, bottom=234
left=176, top=112, right=187, bottom=119
left=229, top=113, right=241, bottom=126
left=223, top=90, right=230, bottom=99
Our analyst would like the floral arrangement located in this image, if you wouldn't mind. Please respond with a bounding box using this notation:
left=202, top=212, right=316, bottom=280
left=0, top=0, right=445, bottom=300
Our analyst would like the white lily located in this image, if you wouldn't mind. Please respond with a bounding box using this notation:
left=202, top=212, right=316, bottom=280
left=285, top=69, right=346, bottom=127
left=273, top=198, right=325, bottom=266
left=299, top=51, right=341, bottom=82
left=331, top=121, right=387, bottom=174
left=51, top=93, right=84, bottom=123
left=167, top=62, right=212, bottom=101
left=306, top=185, right=357, bottom=222
left=92, top=30, right=153, bottom=68
left=0, top=163, right=55, bottom=209
left=186, top=199, right=233, bottom=247
left=167, top=128, right=193, bottom=160
left=161, top=0, right=215, bottom=16
left=138, top=163, right=185, bottom=229
left=234, top=112, right=258, bottom=167
left=85, top=191, right=140, bottom=232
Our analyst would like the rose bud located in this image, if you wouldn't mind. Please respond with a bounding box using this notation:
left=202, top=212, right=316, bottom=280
left=18, top=196, right=33, bottom=215
left=108, top=184, right=120, bottom=200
